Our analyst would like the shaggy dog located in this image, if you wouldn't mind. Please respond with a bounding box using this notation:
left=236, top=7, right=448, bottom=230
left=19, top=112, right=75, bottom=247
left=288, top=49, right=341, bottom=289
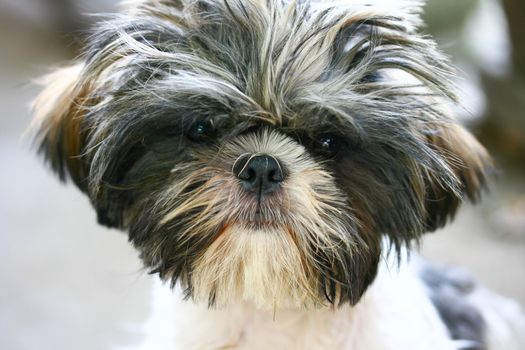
left=32, top=0, right=525, bottom=348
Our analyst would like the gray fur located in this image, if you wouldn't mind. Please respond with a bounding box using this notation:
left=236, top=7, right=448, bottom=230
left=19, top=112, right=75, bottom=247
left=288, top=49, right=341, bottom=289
left=421, top=263, right=487, bottom=350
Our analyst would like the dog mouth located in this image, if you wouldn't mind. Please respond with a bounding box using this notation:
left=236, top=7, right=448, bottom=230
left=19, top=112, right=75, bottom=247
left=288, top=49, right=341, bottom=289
left=228, top=191, right=289, bottom=229
left=244, top=211, right=279, bottom=229
left=228, top=201, right=286, bottom=230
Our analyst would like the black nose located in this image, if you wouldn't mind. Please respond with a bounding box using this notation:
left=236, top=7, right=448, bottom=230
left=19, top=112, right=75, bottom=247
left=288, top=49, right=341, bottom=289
left=233, top=155, right=285, bottom=195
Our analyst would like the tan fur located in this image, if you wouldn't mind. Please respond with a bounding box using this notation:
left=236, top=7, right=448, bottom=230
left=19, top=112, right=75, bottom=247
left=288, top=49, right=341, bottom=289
left=192, top=225, right=321, bottom=309
left=31, top=63, right=88, bottom=186
left=435, top=124, right=492, bottom=198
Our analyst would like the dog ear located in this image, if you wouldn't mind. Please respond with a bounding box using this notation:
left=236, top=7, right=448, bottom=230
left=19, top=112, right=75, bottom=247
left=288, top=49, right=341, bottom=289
left=32, top=63, right=89, bottom=192
left=424, top=123, right=492, bottom=231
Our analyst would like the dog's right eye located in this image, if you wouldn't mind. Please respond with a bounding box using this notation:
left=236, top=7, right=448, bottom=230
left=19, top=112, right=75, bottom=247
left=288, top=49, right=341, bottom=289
left=187, top=119, right=216, bottom=142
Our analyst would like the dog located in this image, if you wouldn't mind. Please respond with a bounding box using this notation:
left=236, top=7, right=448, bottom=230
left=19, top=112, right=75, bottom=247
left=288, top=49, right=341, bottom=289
left=31, top=0, right=525, bottom=349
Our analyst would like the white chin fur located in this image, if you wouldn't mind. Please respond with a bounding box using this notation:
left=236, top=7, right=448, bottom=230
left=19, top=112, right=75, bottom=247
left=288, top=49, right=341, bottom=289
left=190, top=225, right=321, bottom=309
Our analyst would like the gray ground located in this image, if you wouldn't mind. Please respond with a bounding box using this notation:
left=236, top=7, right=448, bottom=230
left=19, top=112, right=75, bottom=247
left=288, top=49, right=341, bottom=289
left=1, top=14, right=524, bottom=350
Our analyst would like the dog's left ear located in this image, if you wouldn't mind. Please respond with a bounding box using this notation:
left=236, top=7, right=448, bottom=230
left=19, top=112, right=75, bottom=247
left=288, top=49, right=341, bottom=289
left=424, top=123, right=492, bottom=231
left=31, top=63, right=89, bottom=191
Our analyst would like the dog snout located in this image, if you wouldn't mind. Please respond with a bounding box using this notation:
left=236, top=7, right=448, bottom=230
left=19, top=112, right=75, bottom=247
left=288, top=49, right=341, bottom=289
left=233, top=154, right=285, bottom=195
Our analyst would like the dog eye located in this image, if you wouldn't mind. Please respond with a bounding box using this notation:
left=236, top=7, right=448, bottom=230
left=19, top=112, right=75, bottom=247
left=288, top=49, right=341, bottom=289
left=187, top=119, right=216, bottom=142
left=316, top=134, right=340, bottom=157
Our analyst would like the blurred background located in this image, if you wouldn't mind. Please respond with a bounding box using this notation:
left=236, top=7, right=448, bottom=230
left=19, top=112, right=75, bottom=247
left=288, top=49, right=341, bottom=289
left=0, top=0, right=524, bottom=349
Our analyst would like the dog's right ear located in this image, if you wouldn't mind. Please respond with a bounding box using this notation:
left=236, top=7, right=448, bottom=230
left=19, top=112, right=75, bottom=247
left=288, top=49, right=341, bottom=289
left=31, top=63, right=89, bottom=192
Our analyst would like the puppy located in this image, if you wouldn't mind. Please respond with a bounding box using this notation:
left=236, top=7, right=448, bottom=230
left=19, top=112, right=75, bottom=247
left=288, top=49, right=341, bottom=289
left=32, top=0, right=525, bottom=349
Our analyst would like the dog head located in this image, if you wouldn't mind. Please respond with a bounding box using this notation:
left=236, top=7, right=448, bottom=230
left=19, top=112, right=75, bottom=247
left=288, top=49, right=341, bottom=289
left=32, top=0, right=491, bottom=309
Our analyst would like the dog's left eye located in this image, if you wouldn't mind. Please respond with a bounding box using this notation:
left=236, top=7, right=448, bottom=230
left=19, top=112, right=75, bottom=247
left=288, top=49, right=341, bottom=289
left=316, top=134, right=340, bottom=157
left=187, top=119, right=216, bottom=142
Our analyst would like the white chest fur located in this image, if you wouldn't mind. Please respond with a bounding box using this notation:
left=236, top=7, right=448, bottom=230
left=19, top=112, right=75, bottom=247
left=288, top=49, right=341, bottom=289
left=124, top=256, right=465, bottom=350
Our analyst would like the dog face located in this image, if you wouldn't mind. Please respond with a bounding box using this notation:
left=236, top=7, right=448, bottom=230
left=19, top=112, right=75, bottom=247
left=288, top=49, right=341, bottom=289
left=32, top=0, right=491, bottom=309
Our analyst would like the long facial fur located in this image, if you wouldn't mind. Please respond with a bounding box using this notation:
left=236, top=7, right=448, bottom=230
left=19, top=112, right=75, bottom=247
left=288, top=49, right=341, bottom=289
left=32, top=0, right=491, bottom=308
left=133, top=130, right=378, bottom=308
